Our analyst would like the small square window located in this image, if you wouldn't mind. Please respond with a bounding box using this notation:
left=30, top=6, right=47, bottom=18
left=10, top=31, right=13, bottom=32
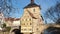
left=21, top=29, right=23, bottom=30
left=36, top=28, right=38, bottom=30
left=22, top=23, right=25, bottom=25
left=30, top=23, right=32, bottom=25
left=29, top=29, right=32, bottom=31
left=24, top=29, right=27, bottom=30
left=29, top=19, right=31, bottom=21
left=26, top=19, right=27, bottom=21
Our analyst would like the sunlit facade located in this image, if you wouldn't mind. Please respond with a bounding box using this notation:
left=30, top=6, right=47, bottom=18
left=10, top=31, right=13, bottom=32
left=20, top=0, right=43, bottom=34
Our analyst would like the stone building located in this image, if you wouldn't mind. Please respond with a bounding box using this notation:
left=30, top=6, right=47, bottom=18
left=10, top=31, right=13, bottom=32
left=20, top=0, right=43, bottom=34
left=12, top=18, right=20, bottom=27
left=4, top=18, right=14, bottom=27
left=4, top=18, right=20, bottom=27
left=9, top=18, right=20, bottom=34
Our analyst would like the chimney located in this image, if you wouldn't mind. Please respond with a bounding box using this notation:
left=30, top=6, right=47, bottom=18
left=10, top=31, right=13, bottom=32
left=31, top=0, right=34, bottom=3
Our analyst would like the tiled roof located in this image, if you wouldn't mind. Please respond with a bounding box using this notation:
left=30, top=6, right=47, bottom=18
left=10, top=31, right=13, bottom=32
left=14, top=18, right=20, bottom=21
left=4, top=18, right=20, bottom=21
left=4, top=18, right=14, bottom=21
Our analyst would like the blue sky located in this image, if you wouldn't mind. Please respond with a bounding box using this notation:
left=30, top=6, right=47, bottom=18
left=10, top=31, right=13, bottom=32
left=11, top=0, right=60, bottom=23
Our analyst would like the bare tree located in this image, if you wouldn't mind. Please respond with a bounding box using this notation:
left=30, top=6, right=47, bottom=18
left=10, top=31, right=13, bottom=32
left=44, top=2, right=60, bottom=24
left=43, top=27, right=60, bottom=34
left=0, top=0, right=17, bottom=18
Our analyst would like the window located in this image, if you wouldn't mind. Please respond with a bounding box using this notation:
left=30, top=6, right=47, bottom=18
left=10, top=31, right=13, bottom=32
left=29, top=29, right=32, bottom=31
left=21, top=29, right=23, bottom=30
left=26, top=19, right=27, bottom=21
left=22, top=23, right=25, bottom=25
left=36, top=28, right=38, bottom=30
left=27, top=16, right=29, bottom=17
left=24, top=23, right=25, bottom=25
left=27, top=18, right=31, bottom=21
left=30, top=23, right=32, bottom=25
left=27, top=23, right=28, bottom=25
left=24, top=29, right=27, bottom=30
left=33, top=9, right=35, bottom=12
left=29, top=19, right=31, bottom=21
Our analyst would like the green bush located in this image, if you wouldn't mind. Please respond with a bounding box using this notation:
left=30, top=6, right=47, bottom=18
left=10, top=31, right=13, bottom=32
left=2, top=23, right=6, bottom=28
left=6, top=27, right=11, bottom=32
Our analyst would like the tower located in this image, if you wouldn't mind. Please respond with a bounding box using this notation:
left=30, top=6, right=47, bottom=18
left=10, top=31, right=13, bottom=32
left=21, top=0, right=43, bottom=34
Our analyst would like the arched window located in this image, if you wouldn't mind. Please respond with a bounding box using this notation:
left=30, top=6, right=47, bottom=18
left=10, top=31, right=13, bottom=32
left=33, top=9, right=35, bottom=12
left=12, top=29, right=20, bottom=34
